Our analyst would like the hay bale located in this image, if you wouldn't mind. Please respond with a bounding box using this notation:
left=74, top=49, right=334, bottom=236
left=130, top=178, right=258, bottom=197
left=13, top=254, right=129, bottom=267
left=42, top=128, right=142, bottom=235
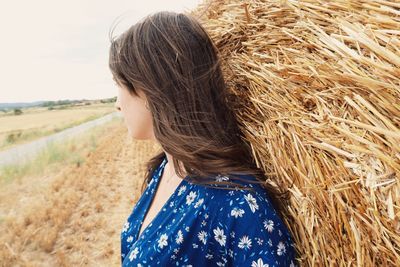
left=190, top=0, right=400, bottom=266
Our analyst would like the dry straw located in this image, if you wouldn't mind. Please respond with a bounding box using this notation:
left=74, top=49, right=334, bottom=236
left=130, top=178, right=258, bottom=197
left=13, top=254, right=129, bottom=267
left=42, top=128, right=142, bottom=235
left=191, top=0, right=399, bottom=266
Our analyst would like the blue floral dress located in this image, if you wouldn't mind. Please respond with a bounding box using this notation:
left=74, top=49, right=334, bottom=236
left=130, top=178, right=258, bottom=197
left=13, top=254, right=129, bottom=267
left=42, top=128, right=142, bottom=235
left=121, top=155, right=298, bottom=266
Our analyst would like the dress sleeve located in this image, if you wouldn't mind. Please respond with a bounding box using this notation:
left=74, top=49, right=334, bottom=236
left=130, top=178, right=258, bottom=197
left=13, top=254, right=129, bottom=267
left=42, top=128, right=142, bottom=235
left=209, top=189, right=298, bottom=267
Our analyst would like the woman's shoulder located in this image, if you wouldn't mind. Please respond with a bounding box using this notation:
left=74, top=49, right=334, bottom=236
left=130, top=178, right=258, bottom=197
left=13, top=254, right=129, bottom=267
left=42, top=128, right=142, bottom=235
left=196, top=175, right=285, bottom=227
left=189, top=173, right=275, bottom=210
left=185, top=174, right=293, bottom=236
left=185, top=174, right=298, bottom=266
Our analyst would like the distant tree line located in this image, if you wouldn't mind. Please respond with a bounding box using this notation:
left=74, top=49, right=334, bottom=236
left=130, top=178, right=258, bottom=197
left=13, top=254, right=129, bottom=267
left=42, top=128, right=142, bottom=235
left=100, top=96, right=117, bottom=103
left=0, top=108, right=22, bottom=115
left=41, top=99, right=81, bottom=107
left=0, top=97, right=117, bottom=114
left=41, top=97, right=116, bottom=108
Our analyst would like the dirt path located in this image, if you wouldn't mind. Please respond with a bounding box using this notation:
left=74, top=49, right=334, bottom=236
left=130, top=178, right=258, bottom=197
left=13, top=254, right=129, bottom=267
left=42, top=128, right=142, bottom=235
left=0, top=112, right=121, bottom=166
left=0, top=123, right=161, bottom=266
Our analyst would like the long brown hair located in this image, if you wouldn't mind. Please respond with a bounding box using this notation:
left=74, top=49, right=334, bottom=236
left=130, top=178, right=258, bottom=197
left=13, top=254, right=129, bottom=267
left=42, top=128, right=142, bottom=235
left=108, top=11, right=290, bottom=217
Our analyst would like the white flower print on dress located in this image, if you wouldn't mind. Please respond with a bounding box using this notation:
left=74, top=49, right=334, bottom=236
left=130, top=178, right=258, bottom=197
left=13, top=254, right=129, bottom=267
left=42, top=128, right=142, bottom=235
left=215, top=174, right=230, bottom=182
left=176, top=230, right=184, bottom=244
left=198, top=230, right=207, bottom=245
left=177, top=185, right=187, bottom=196
left=216, top=262, right=225, bottom=266
left=251, top=258, right=269, bottom=267
left=127, top=236, right=133, bottom=243
left=158, top=233, right=168, bottom=249
left=122, top=221, right=130, bottom=232
left=263, top=219, right=274, bottom=233
left=194, top=198, right=204, bottom=208
left=277, top=241, right=286, bottom=256
left=128, top=247, right=139, bottom=261
left=230, top=207, right=245, bottom=218
left=186, top=191, right=197, bottom=205
left=244, top=193, right=259, bottom=213
left=238, top=235, right=252, bottom=250
left=213, top=227, right=226, bottom=246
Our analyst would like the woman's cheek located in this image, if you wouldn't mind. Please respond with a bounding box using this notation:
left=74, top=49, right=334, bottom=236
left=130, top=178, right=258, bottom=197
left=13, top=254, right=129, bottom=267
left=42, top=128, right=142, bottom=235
left=126, top=106, right=152, bottom=140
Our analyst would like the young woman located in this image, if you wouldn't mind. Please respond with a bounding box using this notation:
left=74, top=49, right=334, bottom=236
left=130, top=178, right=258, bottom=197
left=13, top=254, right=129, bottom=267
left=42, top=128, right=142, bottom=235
left=109, top=10, right=297, bottom=267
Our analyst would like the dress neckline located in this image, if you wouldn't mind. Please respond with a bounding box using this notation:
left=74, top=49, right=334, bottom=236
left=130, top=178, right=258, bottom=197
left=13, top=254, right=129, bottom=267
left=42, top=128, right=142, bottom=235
left=134, top=155, right=189, bottom=242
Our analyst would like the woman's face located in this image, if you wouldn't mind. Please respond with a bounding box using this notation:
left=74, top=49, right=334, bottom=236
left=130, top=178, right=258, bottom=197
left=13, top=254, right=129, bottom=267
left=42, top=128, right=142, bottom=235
left=114, top=84, right=155, bottom=140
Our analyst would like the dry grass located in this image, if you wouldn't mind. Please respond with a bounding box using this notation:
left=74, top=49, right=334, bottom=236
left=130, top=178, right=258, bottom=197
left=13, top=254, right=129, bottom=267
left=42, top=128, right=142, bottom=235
left=190, top=0, right=400, bottom=266
left=0, top=118, right=161, bottom=266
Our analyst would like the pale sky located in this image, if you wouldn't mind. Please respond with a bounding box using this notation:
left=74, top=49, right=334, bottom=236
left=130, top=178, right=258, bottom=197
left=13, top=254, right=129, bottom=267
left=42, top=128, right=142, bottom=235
left=0, top=0, right=204, bottom=103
